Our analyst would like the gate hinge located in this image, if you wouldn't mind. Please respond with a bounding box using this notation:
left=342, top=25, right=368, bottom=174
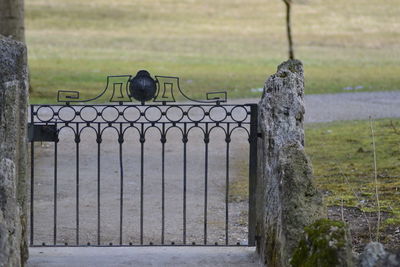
left=28, top=123, right=58, bottom=142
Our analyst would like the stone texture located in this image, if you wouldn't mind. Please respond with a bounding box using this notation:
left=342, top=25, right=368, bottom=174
left=375, top=252, right=400, bottom=267
left=0, top=35, right=29, bottom=267
left=359, top=242, right=400, bottom=267
left=256, top=59, right=325, bottom=266
left=359, top=242, right=387, bottom=267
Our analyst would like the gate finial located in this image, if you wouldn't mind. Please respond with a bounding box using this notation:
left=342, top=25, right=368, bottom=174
left=129, top=70, right=157, bottom=104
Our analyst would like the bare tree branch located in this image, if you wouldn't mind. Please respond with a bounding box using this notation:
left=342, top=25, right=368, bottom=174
left=281, top=0, right=294, bottom=59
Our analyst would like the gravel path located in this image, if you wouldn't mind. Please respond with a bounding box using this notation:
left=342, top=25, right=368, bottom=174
left=232, top=90, right=400, bottom=123
left=28, top=91, right=400, bottom=266
left=305, top=91, right=400, bottom=123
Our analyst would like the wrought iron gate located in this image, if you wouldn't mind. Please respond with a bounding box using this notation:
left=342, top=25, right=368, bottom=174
left=28, top=71, right=258, bottom=247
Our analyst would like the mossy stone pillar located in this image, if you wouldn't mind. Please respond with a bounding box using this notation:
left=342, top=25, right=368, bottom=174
left=256, top=60, right=325, bottom=266
left=0, top=35, right=29, bottom=267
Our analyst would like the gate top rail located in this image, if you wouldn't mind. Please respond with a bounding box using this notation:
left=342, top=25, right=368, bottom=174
left=31, top=70, right=256, bottom=125
left=30, top=104, right=253, bottom=125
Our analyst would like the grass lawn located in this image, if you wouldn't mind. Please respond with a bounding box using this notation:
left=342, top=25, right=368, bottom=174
left=26, top=0, right=400, bottom=103
left=230, top=118, right=400, bottom=233
left=306, top=118, right=400, bottom=227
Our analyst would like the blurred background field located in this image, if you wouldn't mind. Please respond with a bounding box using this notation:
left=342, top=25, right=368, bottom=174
left=26, top=0, right=400, bottom=103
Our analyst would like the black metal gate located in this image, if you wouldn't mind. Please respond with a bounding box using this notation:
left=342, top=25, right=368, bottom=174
left=28, top=71, right=257, bottom=247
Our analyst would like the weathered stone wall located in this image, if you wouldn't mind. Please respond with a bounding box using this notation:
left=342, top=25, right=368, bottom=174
left=0, top=35, right=29, bottom=267
left=256, top=59, right=325, bottom=266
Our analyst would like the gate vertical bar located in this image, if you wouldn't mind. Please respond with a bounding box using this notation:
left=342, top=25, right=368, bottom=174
left=119, top=124, right=124, bottom=245
left=248, top=104, right=258, bottom=246
left=225, top=124, right=230, bottom=245
left=183, top=125, right=187, bottom=244
left=97, top=124, right=101, bottom=245
left=30, top=106, right=34, bottom=246
left=203, top=124, right=209, bottom=245
left=75, top=124, right=80, bottom=245
left=161, top=124, right=166, bottom=245
left=53, top=138, right=58, bottom=245
left=140, top=123, right=144, bottom=245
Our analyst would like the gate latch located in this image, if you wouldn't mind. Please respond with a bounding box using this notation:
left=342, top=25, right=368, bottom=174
left=28, top=124, right=58, bottom=142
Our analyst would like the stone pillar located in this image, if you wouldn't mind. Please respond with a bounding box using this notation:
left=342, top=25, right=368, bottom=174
left=256, top=60, right=325, bottom=266
left=0, top=35, right=29, bottom=267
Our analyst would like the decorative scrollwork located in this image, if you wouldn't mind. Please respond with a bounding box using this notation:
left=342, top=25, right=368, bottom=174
left=57, top=70, right=227, bottom=105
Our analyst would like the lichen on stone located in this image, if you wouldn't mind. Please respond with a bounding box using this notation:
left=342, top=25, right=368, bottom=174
left=290, top=219, right=353, bottom=267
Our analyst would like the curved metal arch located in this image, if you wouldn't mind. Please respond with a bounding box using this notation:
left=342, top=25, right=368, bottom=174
left=142, top=105, right=164, bottom=123
left=98, top=106, right=123, bottom=123
left=154, top=76, right=227, bottom=104
left=228, top=105, right=250, bottom=123
left=187, top=125, right=206, bottom=135
left=165, top=125, right=184, bottom=136
left=76, top=105, right=100, bottom=123
left=55, top=105, right=79, bottom=123
left=100, top=125, right=120, bottom=137
left=122, top=125, right=141, bottom=137
left=207, top=125, right=227, bottom=135
left=229, top=126, right=250, bottom=138
left=57, top=75, right=132, bottom=104
left=57, top=125, right=77, bottom=136
left=143, top=125, right=163, bottom=136
left=78, top=125, right=99, bottom=136
left=35, top=105, right=56, bottom=123
left=121, top=106, right=142, bottom=123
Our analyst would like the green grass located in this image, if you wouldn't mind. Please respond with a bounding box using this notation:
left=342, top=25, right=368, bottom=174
left=306, top=119, right=400, bottom=225
left=26, top=0, right=400, bottom=103
left=229, top=118, right=400, bottom=226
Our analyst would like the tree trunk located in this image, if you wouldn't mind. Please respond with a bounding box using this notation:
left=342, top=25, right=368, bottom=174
left=0, top=0, right=25, bottom=42
left=0, top=0, right=31, bottom=95
left=283, top=0, right=294, bottom=59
